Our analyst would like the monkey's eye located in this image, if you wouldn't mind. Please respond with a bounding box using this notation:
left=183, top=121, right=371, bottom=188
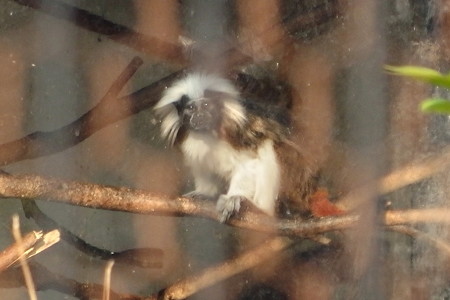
left=185, top=103, right=195, bottom=112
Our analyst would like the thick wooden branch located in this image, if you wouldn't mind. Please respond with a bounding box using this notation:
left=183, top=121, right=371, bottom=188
left=0, top=172, right=355, bottom=236
left=0, top=172, right=448, bottom=238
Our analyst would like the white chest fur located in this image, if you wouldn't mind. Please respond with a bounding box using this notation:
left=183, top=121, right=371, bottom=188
left=181, top=132, right=280, bottom=214
left=181, top=133, right=253, bottom=177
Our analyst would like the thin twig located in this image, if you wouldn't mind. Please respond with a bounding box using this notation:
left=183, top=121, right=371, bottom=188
left=388, top=225, right=450, bottom=256
left=160, top=236, right=292, bottom=300
left=0, top=262, right=144, bottom=300
left=380, top=145, right=450, bottom=194
left=11, top=215, right=37, bottom=300
left=384, top=209, right=450, bottom=225
left=339, top=145, right=450, bottom=210
left=0, top=229, right=59, bottom=273
left=103, top=260, right=115, bottom=300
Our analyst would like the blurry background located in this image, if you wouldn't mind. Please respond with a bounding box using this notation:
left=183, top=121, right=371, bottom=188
left=0, top=0, right=447, bottom=299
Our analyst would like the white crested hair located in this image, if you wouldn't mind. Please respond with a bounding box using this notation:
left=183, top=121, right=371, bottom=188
left=154, top=73, right=247, bottom=145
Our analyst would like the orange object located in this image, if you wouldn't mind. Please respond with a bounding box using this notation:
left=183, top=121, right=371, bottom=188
left=309, top=188, right=345, bottom=217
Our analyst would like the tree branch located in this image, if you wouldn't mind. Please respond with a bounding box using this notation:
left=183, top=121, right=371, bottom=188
left=384, top=209, right=450, bottom=225
left=21, top=200, right=163, bottom=268
left=380, top=145, right=450, bottom=194
left=0, top=262, right=144, bottom=300
left=160, top=236, right=293, bottom=300
left=11, top=215, right=37, bottom=300
left=0, top=231, right=39, bottom=273
left=339, top=145, right=450, bottom=210
left=388, top=225, right=450, bottom=257
left=13, top=0, right=186, bottom=65
left=0, top=172, right=449, bottom=237
left=0, top=59, right=184, bottom=166
left=12, top=0, right=253, bottom=68
left=0, top=229, right=59, bottom=273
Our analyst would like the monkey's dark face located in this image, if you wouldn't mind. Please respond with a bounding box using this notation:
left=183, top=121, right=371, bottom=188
left=155, top=73, right=247, bottom=145
left=176, top=95, right=221, bottom=132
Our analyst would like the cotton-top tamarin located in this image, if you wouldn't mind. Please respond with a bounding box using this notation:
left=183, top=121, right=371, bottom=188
left=154, top=73, right=315, bottom=222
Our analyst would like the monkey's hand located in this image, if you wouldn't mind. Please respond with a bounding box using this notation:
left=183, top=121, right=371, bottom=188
left=216, top=195, right=245, bottom=223
left=183, top=191, right=214, bottom=201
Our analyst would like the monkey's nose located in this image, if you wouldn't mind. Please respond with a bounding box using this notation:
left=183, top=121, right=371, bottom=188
left=189, top=112, right=211, bottom=131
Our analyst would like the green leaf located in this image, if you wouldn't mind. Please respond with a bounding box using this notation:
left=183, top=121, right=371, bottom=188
left=420, top=98, right=450, bottom=114
left=385, top=65, right=450, bottom=88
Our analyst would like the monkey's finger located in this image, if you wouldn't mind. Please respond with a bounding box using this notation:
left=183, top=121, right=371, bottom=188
left=183, top=191, right=213, bottom=201
left=217, top=195, right=243, bottom=223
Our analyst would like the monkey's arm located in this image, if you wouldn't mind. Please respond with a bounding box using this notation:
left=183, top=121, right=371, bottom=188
left=217, top=140, right=280, bottom=222
left=185, top=166, right=221, bottom=199
left=253, top=140, right=280, bottom=214
left=217, top=162, right=255, bottom=222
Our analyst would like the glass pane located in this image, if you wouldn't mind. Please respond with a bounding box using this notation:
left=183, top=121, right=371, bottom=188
left=0, top=1, right=446, bottom=299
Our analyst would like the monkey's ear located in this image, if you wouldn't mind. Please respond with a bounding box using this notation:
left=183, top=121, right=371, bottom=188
left=173, top=94, right=189, bottom=114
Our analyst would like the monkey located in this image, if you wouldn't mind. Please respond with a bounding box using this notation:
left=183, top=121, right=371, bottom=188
left=153, top=72, right=316, bottom=222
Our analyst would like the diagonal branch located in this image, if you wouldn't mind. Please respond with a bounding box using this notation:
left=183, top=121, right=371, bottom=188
left=13, top=0, right=186, bottom=65
left=12, top=0, right=250, bottom=68
left=0, top=65, right=273, bottom=167
left=339, top=145, right=450, bottom=209
left=388, top=225, right=450, bottom=257
left=160, top=236, right=293, bottom=300
left=21, top=200, right=163, bottom=268
left=380, top=144, right=450, bottom=194
left=12, top=0, right=270, bottom=68
left=0, top=59, right=183, bottom=166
